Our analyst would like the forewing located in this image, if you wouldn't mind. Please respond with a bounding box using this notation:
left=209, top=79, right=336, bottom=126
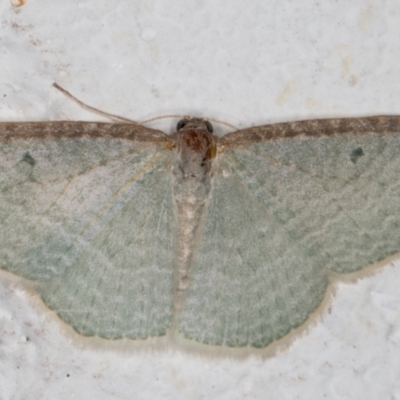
left=0, top=122, right=175, bottom=339
left=180, top=117, right=400, bottom=348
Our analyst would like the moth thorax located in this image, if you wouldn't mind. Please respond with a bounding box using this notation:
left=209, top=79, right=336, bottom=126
left=178, top=128, right=216, bottom=179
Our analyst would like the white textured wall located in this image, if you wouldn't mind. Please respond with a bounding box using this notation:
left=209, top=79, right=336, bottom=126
left=1, top=1, right=400, bottom=399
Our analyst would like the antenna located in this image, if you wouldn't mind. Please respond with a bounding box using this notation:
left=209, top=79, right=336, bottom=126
left=52, top=83, right=139, bottom=124
left=143, top=114, right=237, bottom=131
left=53, top=83, right=237, bottom=131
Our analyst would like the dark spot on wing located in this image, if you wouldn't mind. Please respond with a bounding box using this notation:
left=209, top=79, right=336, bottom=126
left=350, top=147, right=364, bottom=164
left=21, top=152, right=36, bottom=167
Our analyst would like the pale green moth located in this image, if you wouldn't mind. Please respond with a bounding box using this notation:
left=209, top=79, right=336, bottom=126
left=0, top=114, right=399, bottom=349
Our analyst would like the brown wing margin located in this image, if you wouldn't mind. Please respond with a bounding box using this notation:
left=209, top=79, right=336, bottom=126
left=218, top=116, right=400, bottom=148
left=0, top=121, right=170, bottom=143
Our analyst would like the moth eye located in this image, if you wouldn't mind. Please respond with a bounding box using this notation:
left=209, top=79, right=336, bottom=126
left=205, top=121, right=213, bottom=133
left=177, top=119, right=187, bottom=131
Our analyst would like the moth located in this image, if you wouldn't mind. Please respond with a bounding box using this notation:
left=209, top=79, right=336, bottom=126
left=1, top=92, right=400, bottom=349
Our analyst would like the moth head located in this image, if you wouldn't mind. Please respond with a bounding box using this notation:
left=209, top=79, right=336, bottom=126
left=176, top=118, right=213, bottom=133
